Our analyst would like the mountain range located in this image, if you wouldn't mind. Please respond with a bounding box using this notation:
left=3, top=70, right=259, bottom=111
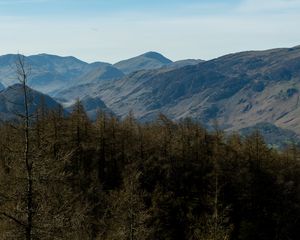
left=1, top=46, right=300, bottom=147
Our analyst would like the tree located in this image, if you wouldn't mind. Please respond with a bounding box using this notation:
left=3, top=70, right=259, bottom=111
left=103, top=164, right=153, bottom=240
left=17, top=54, right=34, bottom=240
left=0, top=55, right=91, bottom=239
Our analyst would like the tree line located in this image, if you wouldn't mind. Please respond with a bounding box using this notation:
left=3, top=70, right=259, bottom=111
left=0, top=104, right=299, bottom=239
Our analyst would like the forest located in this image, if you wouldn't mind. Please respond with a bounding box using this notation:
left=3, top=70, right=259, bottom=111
left=0, top=56, right=299, bottom=240
left=0, top=102, right=299, bottom=239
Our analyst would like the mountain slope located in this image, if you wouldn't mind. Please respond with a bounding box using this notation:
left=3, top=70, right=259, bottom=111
left=0, top=54, right=122, bottom=94
left=73, top=64, right=124, bottom=85
left=66, top=96, right=114, bottom=120
left=0, top=84, right=64, bottom=121
left=3, top=47, right=300, bottom=137
left=0, top=82, right=4, bottom=91
left=114, top=51, right=172, bottom=74
left=240, top=122, right=300, bottom=149
left=75, top=46, right=300, bottom=134
left=52, top=58, right=205, bottom=105
left=166, top=59, right=204, bottom=69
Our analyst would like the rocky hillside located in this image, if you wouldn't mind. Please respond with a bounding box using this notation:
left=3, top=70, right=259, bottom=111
left=2, top=47, right=300, bottom=140
left=55, top=46, right=300, bottom=136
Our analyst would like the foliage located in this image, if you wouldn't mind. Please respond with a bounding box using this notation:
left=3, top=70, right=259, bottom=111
left=0, top=107, right=299, bottom=240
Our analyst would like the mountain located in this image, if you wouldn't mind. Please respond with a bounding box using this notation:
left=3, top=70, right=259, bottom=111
left=73, top=63, right=124, bottom=86
left=113, top=51, right=172, bottom=74
left=0, top=82, right=4, bottom=91
left=0, top=84, right=63, bottom=121
left=0, top=52, right=203, bottom=100
left=0, top=54, right=122, bottom=94
left=63, top=46, right=300, bottom=135
left=27, top=54, right=96, bottom=93
left=3, top=47, right=300, bottom=139
left=0, top=52, right=179, bottom=95
left=240, top=122, right=300, bottom=149
left=66, top=96, right=114, bottom=120
left=52, top=58, right=205, bottom=105
left=0, top=54, right=87, bottom=92
left=166, top=59, right=204, bottom=69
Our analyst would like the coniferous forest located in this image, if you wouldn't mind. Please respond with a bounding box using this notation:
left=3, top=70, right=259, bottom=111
left=0, top=55, right=298, bottom=240
left=0, top=100, right=299, bottom=239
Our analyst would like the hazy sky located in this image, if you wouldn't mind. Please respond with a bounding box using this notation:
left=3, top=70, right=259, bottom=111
left=0, top=0, right=300, bottom=63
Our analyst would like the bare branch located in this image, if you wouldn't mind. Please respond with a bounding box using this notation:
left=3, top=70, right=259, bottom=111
left=0, top=212, right=26, bottom=227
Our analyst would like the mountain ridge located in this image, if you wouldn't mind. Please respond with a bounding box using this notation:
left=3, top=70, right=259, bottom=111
left=55, top=46, right=300, bottom=136
left=113, top=51, right=173, bottom=74
left=2, top=47, right=300, bottom=141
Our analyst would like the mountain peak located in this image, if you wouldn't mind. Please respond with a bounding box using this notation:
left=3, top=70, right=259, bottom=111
left=114, top=51, right=172, bottom=74
left=141, top=51, right=172, bottom=63
left=28, top=53, right=87, bottom=65
left=4, top=83, right=47, bottom=95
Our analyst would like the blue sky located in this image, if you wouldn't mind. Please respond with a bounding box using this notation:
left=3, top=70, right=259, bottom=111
left=0, top=0, right=300, bottom=63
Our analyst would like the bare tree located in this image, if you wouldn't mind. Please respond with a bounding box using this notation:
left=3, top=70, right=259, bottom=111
left=0, top=54, right=34, bottom=239
left=16, top=54, right=34, bottom=240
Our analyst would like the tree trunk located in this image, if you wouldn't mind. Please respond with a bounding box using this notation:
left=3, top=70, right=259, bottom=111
left=18, top=54, right=33, bottom=240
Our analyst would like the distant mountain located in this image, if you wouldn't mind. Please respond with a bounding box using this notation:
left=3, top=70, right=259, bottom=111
left=114, top=51, right=172, bottom=74
left=4, top=47, right=300, bottom=141
left=0, top=82, right=4, bottom=91
left=240, top=122, right=300, bottom=149
left=52, top=58, right=205, bottom=105
left=0, top=54, right=122, bottom=94
left=0, top=84, right=63, bottom=121
left=0, top=52, right=203, bottom=100
left=73, top=64, right=124, bottom=86
left=66, top=96, right=114, bottom=120
left=64, top=46, right=300, bottom=135
left=166, top=59, right=204, bottom=69
left=0, top=52, right=181, bottom=94
left=0, top=54, right=86, bottom=92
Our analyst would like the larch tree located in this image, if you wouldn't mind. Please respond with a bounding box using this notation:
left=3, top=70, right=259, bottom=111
left=0, top=54, right=34, bottom=239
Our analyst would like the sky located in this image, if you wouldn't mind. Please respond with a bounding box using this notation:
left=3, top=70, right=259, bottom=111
left=0, top=0, right=300, bottom=63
